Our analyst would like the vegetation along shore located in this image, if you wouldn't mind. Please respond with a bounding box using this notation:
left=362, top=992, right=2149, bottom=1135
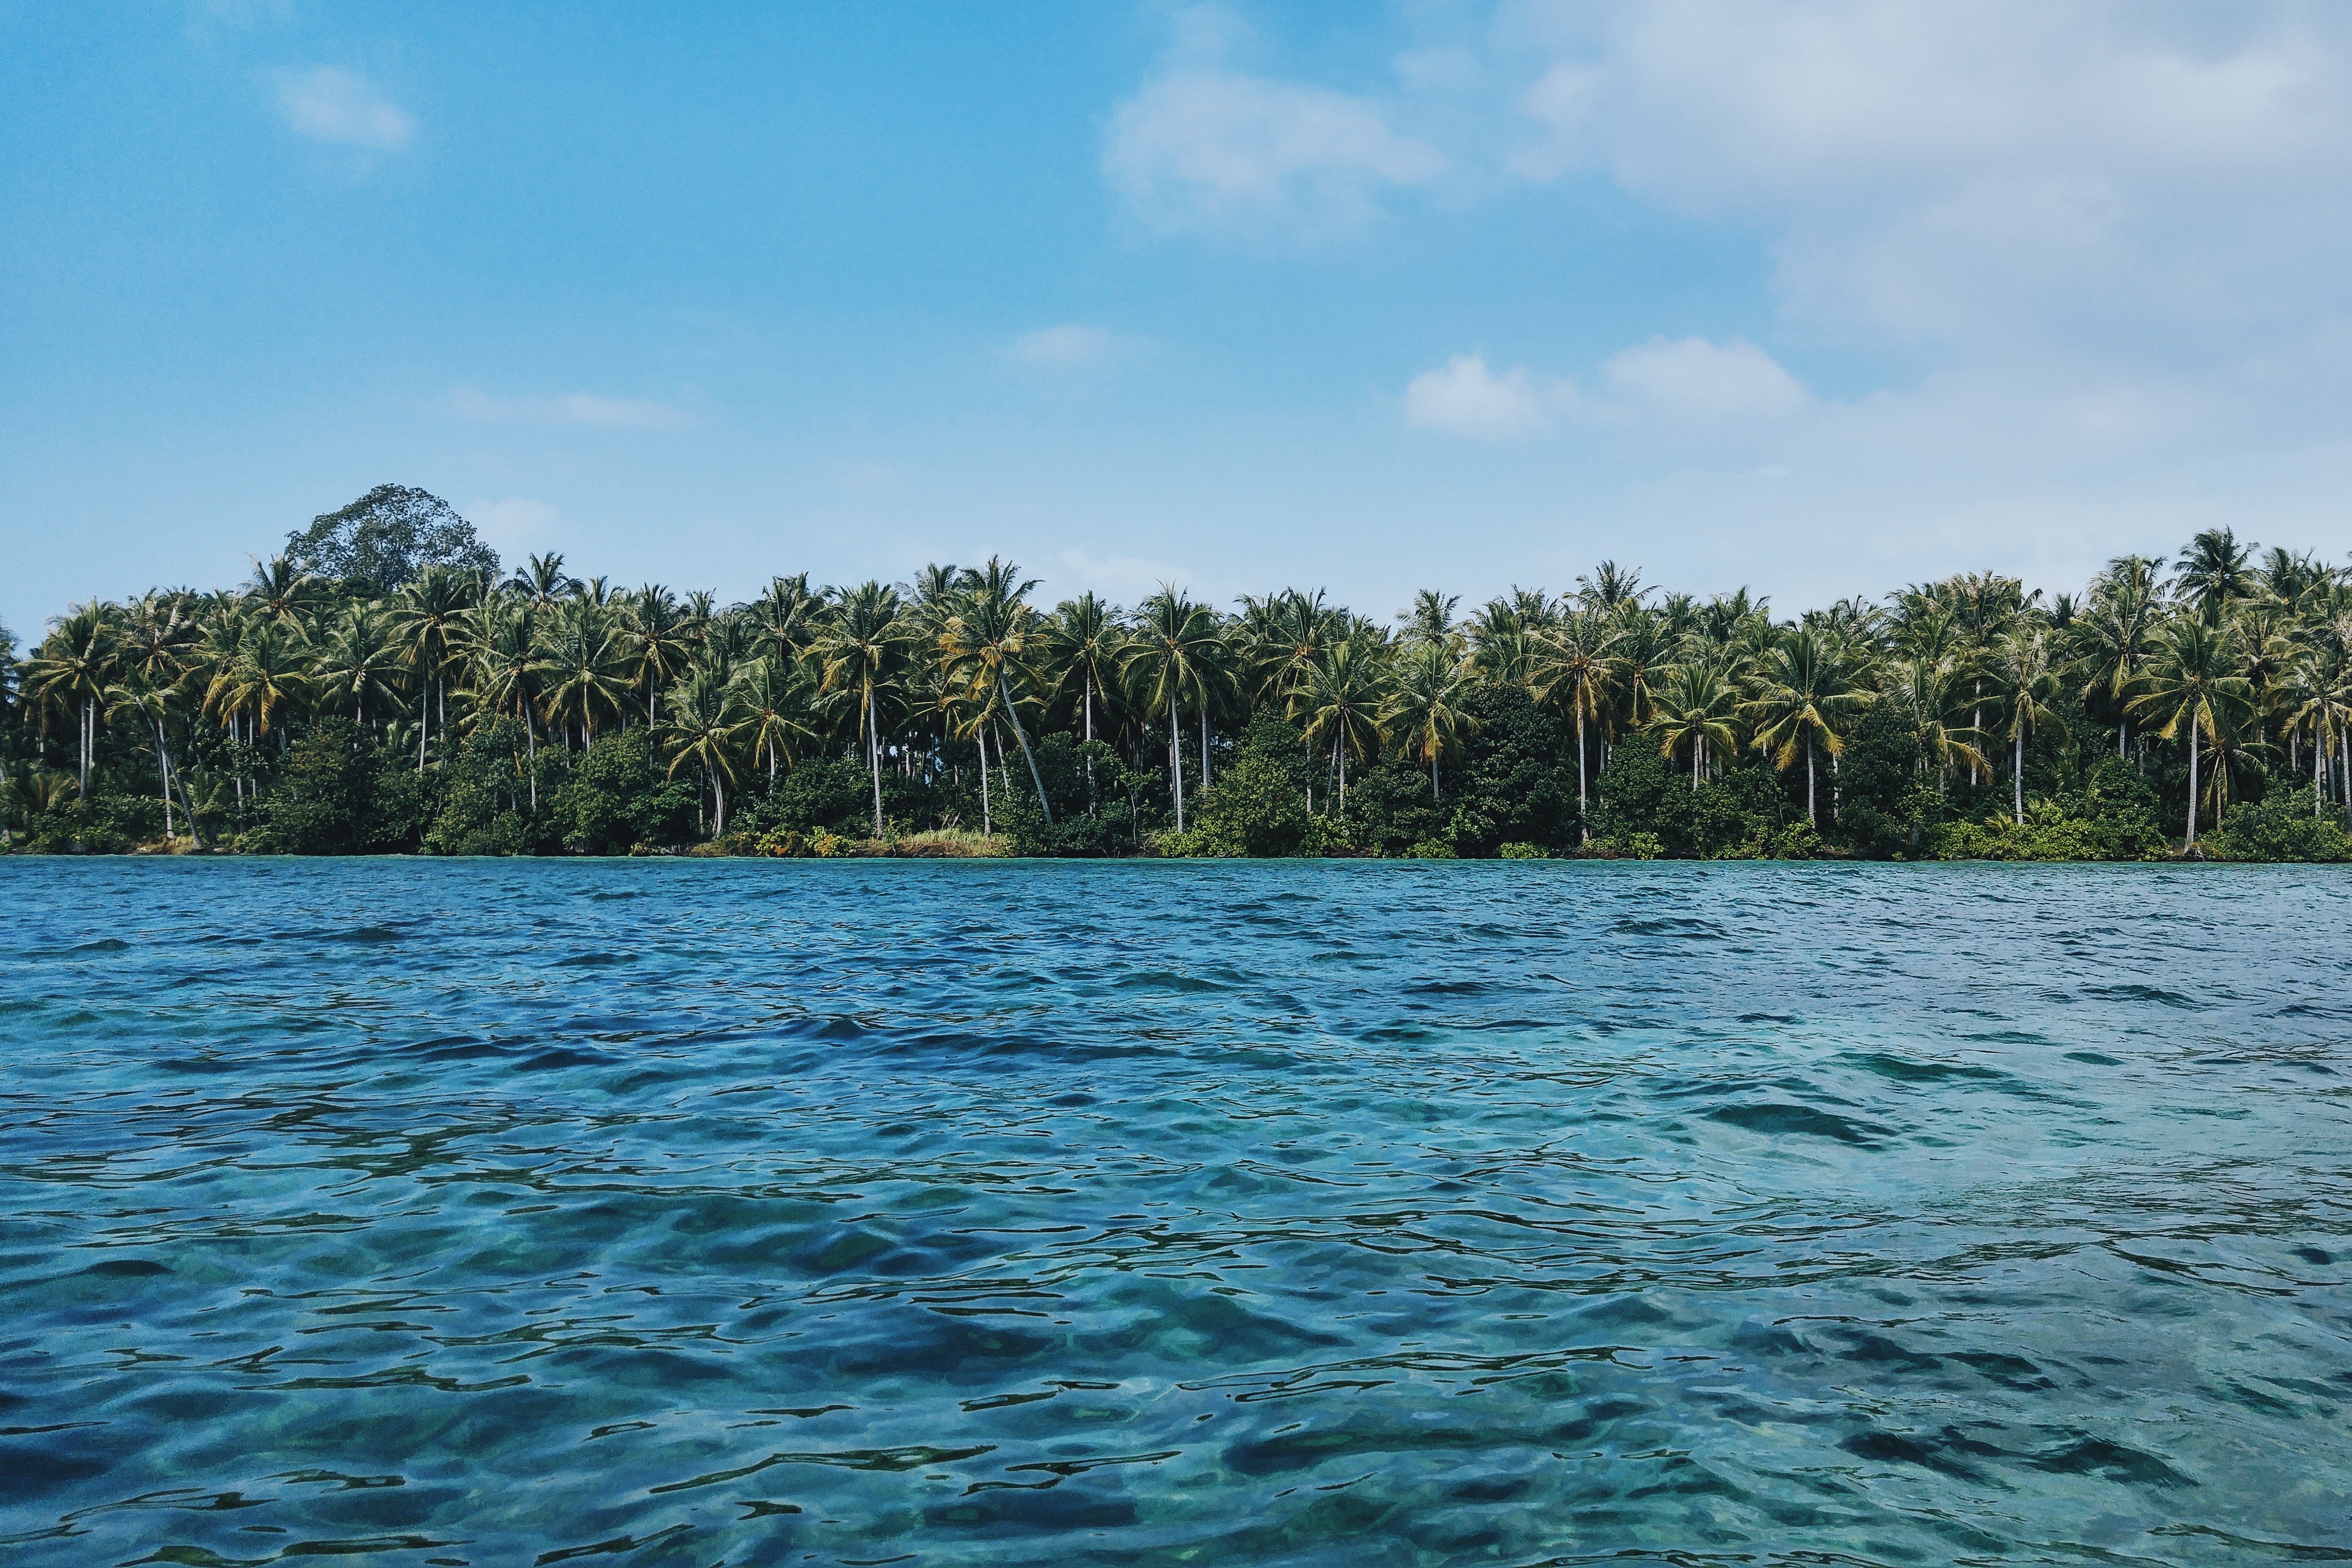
left=9, top=485, right=2351, bottom=862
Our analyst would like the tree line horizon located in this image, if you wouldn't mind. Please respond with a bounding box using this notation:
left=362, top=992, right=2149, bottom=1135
left=5, top=483, right=2350, bottom=862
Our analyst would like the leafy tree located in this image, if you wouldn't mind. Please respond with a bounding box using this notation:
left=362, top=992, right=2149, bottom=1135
left=284, top=485, right=500, bottom=594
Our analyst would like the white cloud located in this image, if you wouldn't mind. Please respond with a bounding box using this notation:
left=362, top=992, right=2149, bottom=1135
left=1405, top=353, right=1556, bottom=440
left=1008, top=324, right=1131, bottom=368
left=1104, top=56, right=1444, bottom=238
left=1603, top=337, right=1809, bottom=420
left=449, top=389, right=690, bottom=429
left=1507, top=4, right=2352, bottom=352
left=271, top=66, right=414, bottom=151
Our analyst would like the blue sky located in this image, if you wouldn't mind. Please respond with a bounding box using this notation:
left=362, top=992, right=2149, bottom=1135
left=7, top=2, right=2350, bottom=637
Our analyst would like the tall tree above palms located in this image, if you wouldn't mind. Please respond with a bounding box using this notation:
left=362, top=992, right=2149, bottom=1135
left=1743, top=627, right=1861, bottom=825
left=814, top=580, right=909, bottom=837
left=1124, top=586, right=1221, bottom=832
left=2128, top=619, right=2254, bottom=850
left=1382, top=638, right=1476, bottom=800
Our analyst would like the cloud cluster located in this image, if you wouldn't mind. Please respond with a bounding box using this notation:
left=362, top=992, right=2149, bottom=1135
left=1407, top=338, right=1809, bottom=440
left=1103, top=13, right=1444, bottom=240
left=271, top=65, right=414, bottom=151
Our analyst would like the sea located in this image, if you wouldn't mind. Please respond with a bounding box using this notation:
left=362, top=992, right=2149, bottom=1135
left=2, top=857, right=2347, bottom=1566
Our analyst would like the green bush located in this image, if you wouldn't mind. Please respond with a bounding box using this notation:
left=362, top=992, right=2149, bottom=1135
left=2213, top=794, right=2351, bottom=862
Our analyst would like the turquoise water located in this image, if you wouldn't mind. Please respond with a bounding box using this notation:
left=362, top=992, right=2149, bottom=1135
left=2, top=860, right=2348, bottom=1566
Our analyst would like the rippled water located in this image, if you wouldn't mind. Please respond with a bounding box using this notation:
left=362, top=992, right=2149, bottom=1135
left=3, top=860, right=2349, bottom=1566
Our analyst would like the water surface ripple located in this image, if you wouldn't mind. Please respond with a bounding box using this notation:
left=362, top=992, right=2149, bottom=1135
left=2, top=860, right=2348, bottom=1565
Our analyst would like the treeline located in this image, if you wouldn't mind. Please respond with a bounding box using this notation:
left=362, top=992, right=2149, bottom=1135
left=6, top=485, right=2351, bottom=862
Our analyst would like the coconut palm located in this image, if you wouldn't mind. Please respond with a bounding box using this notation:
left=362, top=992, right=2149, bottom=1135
left=207, top=620, right=309, bottom=752
left=22, top=603, right=116, bottom=791
left=1400, top=590, right=1461, bottom=647
left=664, top=665, right=748, bottom=835
left=1744, top=627, right=1861, bottom=825
left=388, top=565, right=475, bottom=770
left=1290, top=640, right=1388, bottom=818
left=937, top=556, right=1054, bottom=823
left=2175, top=527, right=2258, bottom=626
left=749, top=573, right=825, bottom=669
left=1382, top=638, right=1477, bottom=800
left=540, top=598, right=632, bottom=748
left=1123, top=587, right=1223, bottom=832
left=102, top=673, right=192, bottom=841
left=1647, top=661, right=1740, bottom=786
left=1881, top=656, right=1988, bottom=786
left=512, top=552, right=576, bottom=606
left=2074, top=570, right=2161, bottom=757
left=812, top=580, right=909, bottom=837
left=1986, top=629, right=2062, bottom=824
left=313, top=604, right=407, bottom=729
left=733, top=655, right=819, bottom=784
left=465, top=597, right=546, bottom=808
left=626, top=586, right=695, bottom=727
left=1531, top=609, right=1620, bottom=840
left=2128, top=619, right=2255, bottom=849
left=247, top=554, right=323, bottom=624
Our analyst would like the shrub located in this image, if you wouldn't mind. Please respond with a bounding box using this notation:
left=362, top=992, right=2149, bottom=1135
left=2213, top=794, right=2351, bottom=862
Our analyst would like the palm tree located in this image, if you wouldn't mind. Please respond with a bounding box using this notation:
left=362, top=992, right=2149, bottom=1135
left=1290, top=640, right=1388, bottom=818
left=388, top=565, right=475, bottom=770
left=1048, top=592, right=1123, bottom=807
left=1881, top=655, right=1988, bottom=787
left=733, top=655, right=818, bottom=784
left=247, top=554, right=322, bottom=624
left=1647, top=661, right=1739, bottom=786
left=1531, top=609, right=1620, bottom=840
left=313, top=604, right=406, bottom=729
left=1744, top=627, right=1861, bottom=825
left=813, top=580, right=909, bottom=837
left=23, top=604, right=116, bottom=792
left=2074, top=570, right=2160, bottom=757
left=208, top=620, right=309, bottom=752
left=103, top=673, right=189, bottom=840
left=1382, top=638, right=1476, bottom=799
left=937, top=556, right=1054, bottom=823
left=512, top=552, right=575, bottom=606
left=664, top=666, right=747, bottom=835
left=626, top=586, right=695, bottom=727
left=2175, top=527, right=2258, bottom=626
left=2128, top=619, right=2254, bottom=850
left=465, top=597, right=546, bottom=808
left=1124, top=587, right=1223, bottom=832
left=1400, top=590, right=1460, bottom=647
left=749, top=573, right=824, bottom=669
left=540, top=598, right=631, bottom=749
left=1987, top=629, right=2061, bottom=824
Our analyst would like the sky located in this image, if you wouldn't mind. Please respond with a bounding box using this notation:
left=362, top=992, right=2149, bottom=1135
left=6, top=1, right=2351, bottom=638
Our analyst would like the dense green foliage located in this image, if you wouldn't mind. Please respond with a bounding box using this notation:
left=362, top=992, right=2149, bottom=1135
left=6, top=488, right=2350, bottom=861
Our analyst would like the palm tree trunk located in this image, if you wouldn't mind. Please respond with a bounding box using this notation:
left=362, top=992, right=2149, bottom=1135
left=1339, top=748, right=1347, bottom=818
left=2014, top=730, right=2024, bottom=824
left=154, top=720, right=174, bottom=838
left=1200, top=710, right=1210, bottom=790
left=866, top=686, right=884, bottom=837
left=1575, top=709, right=1588, bottom=841
left=998, top=672, right=1052, bottom=824
left=2317, top=724, right=2325, bottom=819
left=1806, top=739, right=1817, bottom=825
left=418, top=685, right=429, bottom=773
left=978, top=721, right=992, bottom=835
left=524, top=702, right=538, bottom=812
left=2186, top=720, right=2200, bottom=849
left=714, top=773, right=726, bottom=836
left=1083, top=672, right=1096, bottom=812
left=1170, top=702, right=1184, bottom=833
left=1433, top=750, right=1440, bottom=801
